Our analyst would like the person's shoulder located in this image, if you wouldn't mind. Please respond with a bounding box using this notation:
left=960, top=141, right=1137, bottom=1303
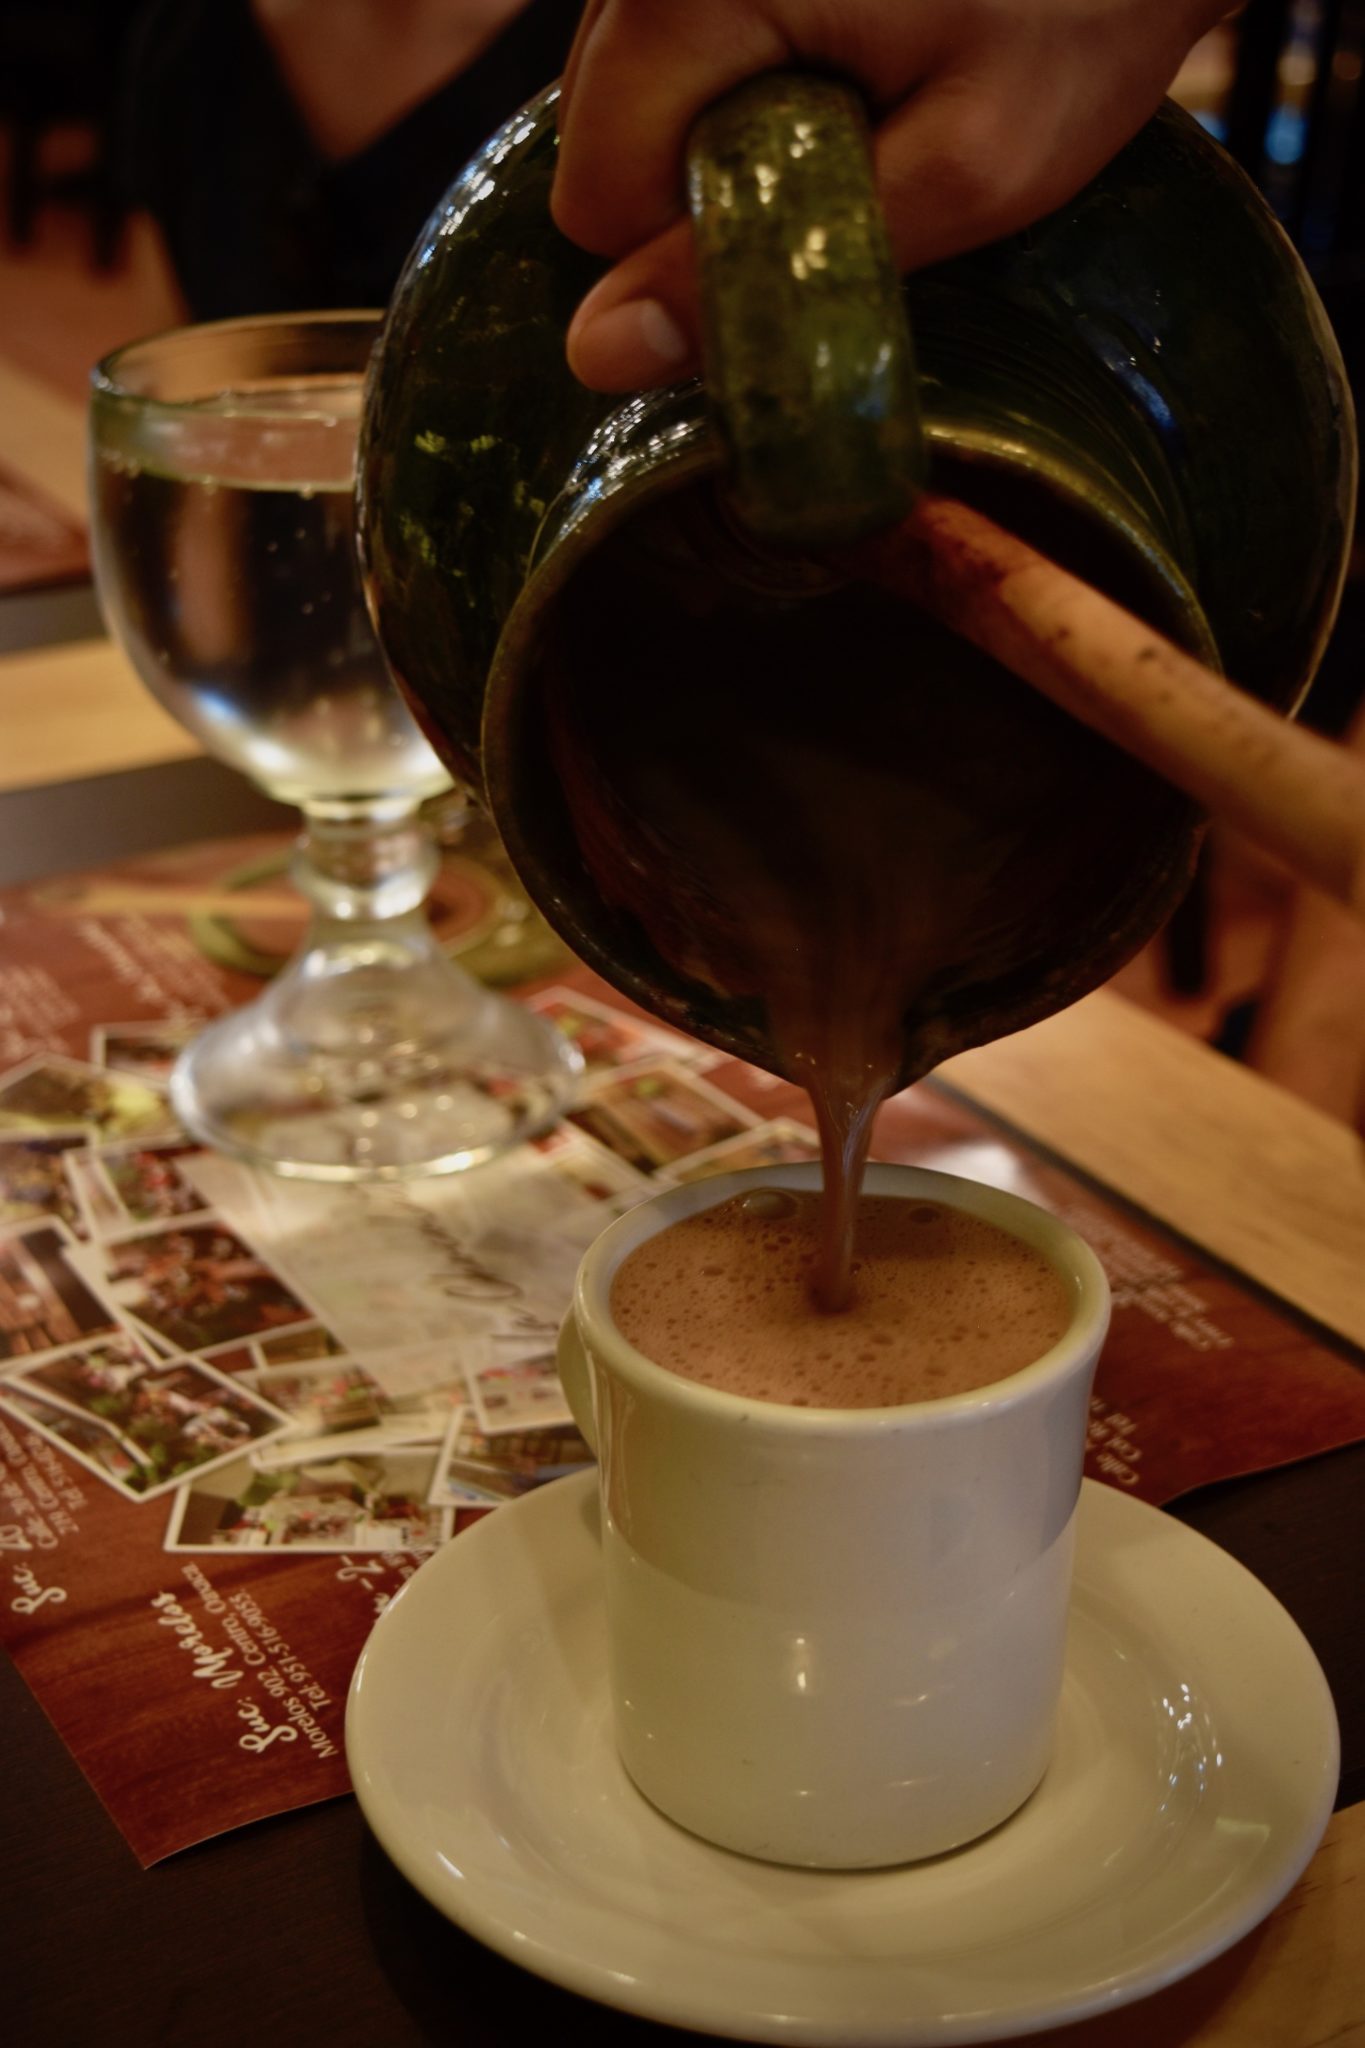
left=398, top=0, right=583, bottom=139
left=329, top=0, right=582, bottom=201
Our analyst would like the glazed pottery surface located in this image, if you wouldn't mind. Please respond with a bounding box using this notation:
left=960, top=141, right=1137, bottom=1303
left=359, top=76, right=1355, bottom=1078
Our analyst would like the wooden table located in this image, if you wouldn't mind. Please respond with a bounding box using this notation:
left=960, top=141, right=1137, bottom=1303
left=0, top=360, right=295, bottom=880
left=0, top=356, right=196, bottom=774
left=0, top=357, right=89, bottom=528
left=2, top=361, right=1361, bottom=2047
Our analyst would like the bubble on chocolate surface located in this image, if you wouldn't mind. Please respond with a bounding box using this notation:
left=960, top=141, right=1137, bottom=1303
left=737, top=1187, right=800, bottom=1220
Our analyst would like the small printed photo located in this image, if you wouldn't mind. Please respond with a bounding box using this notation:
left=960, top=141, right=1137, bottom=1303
left=250, top=1357, right=458, bottom=1449
left=73, top=1222, right=316, bottom=1357
left=197, top=1342, right=258, bottom=1377
left=0, top=1055, right=180, bottom=1144
left=533, top=1124, right=655, bottom=1210
left=570, top=1062, right=758, bottom=1174
left=0, top=1221, right=119, bottom=1364
left=528, top=987, right=714, bottom=1075
left=429, top=1404, right=594, bottom=1507
left=92, top=1143, right=215, bottom=1233
left=669, top=1117, right=823, bottom=1184
left=344, top=1338, right=475, bottom=1404
left=0, top=1134, right=89, bottom=1235
left=256, top=1358, right=389, bottom=1435
left=253, top=1324, right=347, bottom=1367
left=64, top=1150, right=125, bottom=1240
left=467, top=1348, right=574, bottom=1436
left=253, top=1411, right=457, bottom=1469
left=0, top=1338, right=289, bottom=1500
left=90, top=1022, right=198, bottom=1089
left=164, top=1446, right=451, bottom=1553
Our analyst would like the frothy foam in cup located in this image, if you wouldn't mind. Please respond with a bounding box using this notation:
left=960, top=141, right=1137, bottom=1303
left=609, top=1188, right=1072, bottom=1408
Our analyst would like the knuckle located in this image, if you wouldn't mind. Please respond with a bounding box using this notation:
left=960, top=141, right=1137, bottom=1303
left=922, top=106, right=1022, bottom=230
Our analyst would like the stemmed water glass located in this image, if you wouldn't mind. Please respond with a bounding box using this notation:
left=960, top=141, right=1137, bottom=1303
left=88, top=311, right=579, bottom=1179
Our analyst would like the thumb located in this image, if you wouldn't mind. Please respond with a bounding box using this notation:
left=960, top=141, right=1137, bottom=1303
left=565, top=220, right=701, bottom=392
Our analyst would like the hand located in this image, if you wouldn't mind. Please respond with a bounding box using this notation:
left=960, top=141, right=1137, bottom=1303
left=552, top=0, right=1230, bottom=389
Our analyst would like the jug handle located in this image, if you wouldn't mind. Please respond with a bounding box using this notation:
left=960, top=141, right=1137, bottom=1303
left=686, top=70, right=924, bottom=554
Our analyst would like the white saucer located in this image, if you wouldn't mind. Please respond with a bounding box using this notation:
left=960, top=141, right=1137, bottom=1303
left=347, top=1474, right=1339, bottom=2045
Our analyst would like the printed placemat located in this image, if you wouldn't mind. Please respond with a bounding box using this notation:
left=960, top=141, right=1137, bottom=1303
left=1, top=832, right=1361, bottom=1865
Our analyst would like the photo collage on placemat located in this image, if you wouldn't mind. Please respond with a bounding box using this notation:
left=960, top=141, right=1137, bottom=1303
left=0, top=1004, right=822, bottom=1548
left=0, top=1045, right=301, bottom=1513
left=7, top=986, right=1365, bottom=1544
left=0, top=1040, right=440, bottom=1550
left=2, top=909, right=1364, bottom=1866
left=173, top=989, right=833, bottom=1523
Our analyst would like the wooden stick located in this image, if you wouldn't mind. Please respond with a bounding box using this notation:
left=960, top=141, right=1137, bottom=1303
left=851, top=495, right=1365, bottom=919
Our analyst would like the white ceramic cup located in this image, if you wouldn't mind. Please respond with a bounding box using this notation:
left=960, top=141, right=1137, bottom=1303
left=556, top=1161, right=1111, bottom=1869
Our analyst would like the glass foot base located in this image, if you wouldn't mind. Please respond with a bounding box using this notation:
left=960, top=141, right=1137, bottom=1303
left=170, top=951, right=582, bottom=1181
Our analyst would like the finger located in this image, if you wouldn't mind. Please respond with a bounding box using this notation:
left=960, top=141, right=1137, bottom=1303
left=561, top=72, right=1107, bottom=393
left=562, top=76, right=1008, bottom=393
left=561, top=26, right=1193, bottom=392
left=871, top=61, right=1189, bottom=274
left=566, top=219, right=700, bottom=391
left=551, top=0, right=790, bottom=258
left=555, top=0, right=608, bottom=131
left=561, top=75, right=1007, bottom=392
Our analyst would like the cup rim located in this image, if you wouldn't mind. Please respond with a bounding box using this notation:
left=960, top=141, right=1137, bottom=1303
left=573, top=1161, right=1110, bottom=1432
left=89, top=308, right=386, bottom=411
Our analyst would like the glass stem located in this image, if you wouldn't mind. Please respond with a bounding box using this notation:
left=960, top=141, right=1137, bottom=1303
left=293, top=797, right=439, bottom=932
left=262, top=799, right=472, bottom=1066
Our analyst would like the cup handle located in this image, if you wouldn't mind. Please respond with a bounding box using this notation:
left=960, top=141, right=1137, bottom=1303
left=686, top=70, right=924, bottom=554
left=556, top=1311, right=598, bottom=1454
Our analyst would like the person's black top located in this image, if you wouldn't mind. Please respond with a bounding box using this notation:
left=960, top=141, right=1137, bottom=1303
left=119, top=0, right=581, bottom=318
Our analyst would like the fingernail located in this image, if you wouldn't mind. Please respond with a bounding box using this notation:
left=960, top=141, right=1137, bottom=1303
left=634, top=299, right=689, bottom=364
left=569, top=297, right=691, bottom=390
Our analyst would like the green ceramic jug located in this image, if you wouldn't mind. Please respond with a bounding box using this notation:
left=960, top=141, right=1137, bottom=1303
left=358, top=73, right=1355, bottom=1086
